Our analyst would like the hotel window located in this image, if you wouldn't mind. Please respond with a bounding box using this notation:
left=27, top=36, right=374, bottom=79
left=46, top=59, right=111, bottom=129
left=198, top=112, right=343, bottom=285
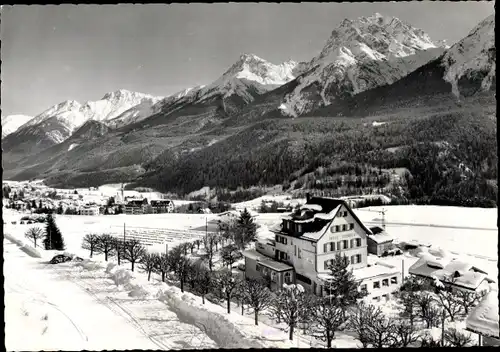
left=294, top=245, right=297, bottom=256
left=350, top=255, right=355, bottom=264
left=350, top=239, right=354, bottom=249
left=373, top=296, right=381, bottom=302
left=373, top=281, right=380, bottom=289
left=342, top=224, right=347, bottom=231
left=356, top=238, right=362, bottom=247
left=342, top=240, right=349, bottom=249
left=323, top=243, right=328, bottom=253
left=335, top=225, right=340, bottom=232
left=330, top=226, right=336, bottom=233
left=344, top=211, right=348, bottom=217
left=382, top=279, right=389, bottom=287
left=356, top=254, right=362, bottom=264
left=329, top=242, right=335, bottom=251
left=271, top=271, right=277, bottom=282
left=324, top=260, right=332, bottom=270
left=337, top=241, right=341, bottom=250
left=284, top=272, right=292, bottom=284
left=298, top=248, right=302, bottom=259
left=360, top=284, right=367, bottom=292
left=349, top=223, right=354, bottom=230
left=391, top=277, right=398, bottom=285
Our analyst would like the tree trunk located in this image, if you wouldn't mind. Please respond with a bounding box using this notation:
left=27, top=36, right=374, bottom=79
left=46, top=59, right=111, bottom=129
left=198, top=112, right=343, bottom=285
left=148, top=270, right=151, bottom=281
left=227, top=295, right=231, bottom=314
left=131, top=261, right=135, bottom=272
left=34, top=239, right=37, bottom=248
left=162, top=271, right=166, bottom=282
left=241, top=303, right=244, bottom=315
left=202, top=295, right=205, bottom=304
left=181, top=279, right=184, bottom=293
left=105, top=250, right=108, bottom=261
left=326, top=329, right=331, bottom=348
left=254, top=310, right=259, bottom=325
left=90, top=248, right=93, bottom=258
left=289, top=324, right=294, bottom=341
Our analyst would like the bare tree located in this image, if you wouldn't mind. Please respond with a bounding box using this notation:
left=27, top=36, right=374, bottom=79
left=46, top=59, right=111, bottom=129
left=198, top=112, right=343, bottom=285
left=365, top=309, right=396, bottom=348
left=416, top=292, right=438, bottom=328
left=220, top=244, right=242, bottom=268
left=24, top=227, right=44, bottom=248
left=274, top=284, right=310, bottom=341
left=435, top=289, right=463, bottom=322
left=140, top=252, right=158, bottom=281
left=395, top=290, right=419, bottom=327
left=443, top=327, right=474, bottom=347
left=192, top=261, right=214, bottom=304
left=347, top=301, right=382, bottom=348
left=122, top=239, right=146, bottom=271
left=215, top=269, right=241, bottom=314
left=112, top=237, right=125, bottom=265
left=310, top=296, right=345, bottom=348
left=455, top=290, right=485, bottom=315
left=390, top=318, right=421, bottom=347
left=241, top=278, right=273, bottom=325
left=96, top=234, right=116, bottom=261
left=81, top=233, right=102, bottom=258
left=173, top=250, right=191, bottom=293
left=154, top=253, right=170, bottom=282
left=202, top=233, right=217, bottom=271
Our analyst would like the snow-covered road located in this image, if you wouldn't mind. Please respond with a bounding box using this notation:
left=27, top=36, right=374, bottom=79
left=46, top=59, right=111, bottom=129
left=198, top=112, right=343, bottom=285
left=3, top=237, right=217, bottom=351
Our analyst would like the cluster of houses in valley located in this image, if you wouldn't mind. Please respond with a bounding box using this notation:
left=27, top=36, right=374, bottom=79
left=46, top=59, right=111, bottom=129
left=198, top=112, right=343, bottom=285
left=242, top=194, right=498, bottom=345
left=3, top=181, right=178, bottom=216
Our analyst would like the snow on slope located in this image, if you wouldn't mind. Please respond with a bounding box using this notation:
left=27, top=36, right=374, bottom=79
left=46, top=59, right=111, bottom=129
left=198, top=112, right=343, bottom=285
left=108, top=86, right=208, bottom=128
left=17, top=90, right=163, bottom=142
left=195, top=53, right=299, bottom=104
left=443, top=14, right=495, bottom=98
left=279, top=13, right=449, bottom=116
left=1, top=114, right=34, bottom=138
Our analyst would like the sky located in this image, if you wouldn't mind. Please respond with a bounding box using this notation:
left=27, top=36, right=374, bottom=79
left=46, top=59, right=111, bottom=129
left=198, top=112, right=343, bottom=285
left=1, top=2, right=495, bottom=117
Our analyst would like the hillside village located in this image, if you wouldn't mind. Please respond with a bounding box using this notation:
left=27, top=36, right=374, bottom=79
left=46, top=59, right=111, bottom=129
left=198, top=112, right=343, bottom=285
left=3, top=179, right=498, bottom=348
left=2, top=3, right=497, bottom=351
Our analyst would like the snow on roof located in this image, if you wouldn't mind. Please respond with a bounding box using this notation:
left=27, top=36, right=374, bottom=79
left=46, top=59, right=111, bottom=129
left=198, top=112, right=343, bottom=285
left=409, top=256, right=494, bottom=291
left=466, top=288, right=500, bottom=338
left=368, top=232, right=394, bottom=244
left=301, top=204, right=323, bottom=212
left=242, top=249, right=293, bottom=272
left=318, top=263, right=400, bottom=282
left=301, top=224, right=330, bottom=241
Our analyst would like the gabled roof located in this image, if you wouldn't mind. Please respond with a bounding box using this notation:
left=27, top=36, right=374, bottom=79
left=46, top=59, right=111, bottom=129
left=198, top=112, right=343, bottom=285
left=466, top=287, right=499, bottom=338
left=269, top=197, right=373, bottom=242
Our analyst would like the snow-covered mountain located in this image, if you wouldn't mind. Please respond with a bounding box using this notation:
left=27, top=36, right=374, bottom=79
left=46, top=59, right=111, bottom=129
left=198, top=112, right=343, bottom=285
left=195, top=53, right=299, bottom=104
left=442, top=14, right=495, bottom=98
left=16, top=89, right=163, bottom=143
left=279, top=13, right=449, bottom=116
left=108, top=86, right=207, bottom=129
left=1, top=115, right=34, bottom=138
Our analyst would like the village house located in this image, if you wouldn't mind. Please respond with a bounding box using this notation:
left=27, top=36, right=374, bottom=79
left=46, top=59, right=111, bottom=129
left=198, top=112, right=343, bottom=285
left=149, top=199, right=175, bottom=213
left=124, top=198, right=148, bottom=215
left=243, top=195, right=402, bottom=301
left=408, top=252, right=495, bottom=292
left=366, top=226, right=395, bottom=256
left=79, top=206, right=100, bottom=216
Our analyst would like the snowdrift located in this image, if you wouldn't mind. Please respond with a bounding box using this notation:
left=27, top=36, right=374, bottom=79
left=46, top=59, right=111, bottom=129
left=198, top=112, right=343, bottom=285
left=4, top=232, right=42, bottom=258
left=156, top=286, right=264, bottom=348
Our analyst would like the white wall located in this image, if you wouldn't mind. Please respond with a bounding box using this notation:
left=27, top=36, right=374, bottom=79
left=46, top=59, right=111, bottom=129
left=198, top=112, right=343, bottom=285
left=316, top=204, right=368, bottom=272
left=361, top=273, right=401, bottom=301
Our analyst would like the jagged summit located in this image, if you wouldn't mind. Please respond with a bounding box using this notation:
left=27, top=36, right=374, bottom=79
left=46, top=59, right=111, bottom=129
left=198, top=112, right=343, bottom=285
left=279, top=13, right=449, bottom=116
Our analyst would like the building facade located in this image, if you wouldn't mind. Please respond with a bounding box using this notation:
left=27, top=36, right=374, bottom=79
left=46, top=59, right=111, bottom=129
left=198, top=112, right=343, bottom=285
left=243, top=195, right=402, bottom=299
left=79, top=206, right=100, bottom=216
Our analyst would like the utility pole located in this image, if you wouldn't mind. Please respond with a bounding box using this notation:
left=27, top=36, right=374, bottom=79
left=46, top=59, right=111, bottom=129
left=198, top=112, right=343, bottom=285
left=402, top=259, right=405, bottom=284
left=123, top=223, right=126, bottom=243
left=440, top=309, right=445, bottom=346
left=205, top=216, right=208, bottom=242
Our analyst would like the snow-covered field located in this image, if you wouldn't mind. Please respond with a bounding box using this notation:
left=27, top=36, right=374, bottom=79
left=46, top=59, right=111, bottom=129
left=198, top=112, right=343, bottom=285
left=3, top=229, right=308, bottom=350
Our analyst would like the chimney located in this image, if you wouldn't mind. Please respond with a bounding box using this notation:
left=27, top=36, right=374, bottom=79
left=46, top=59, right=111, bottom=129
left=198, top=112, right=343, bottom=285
left=306, top=193, right=311, bottom=202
